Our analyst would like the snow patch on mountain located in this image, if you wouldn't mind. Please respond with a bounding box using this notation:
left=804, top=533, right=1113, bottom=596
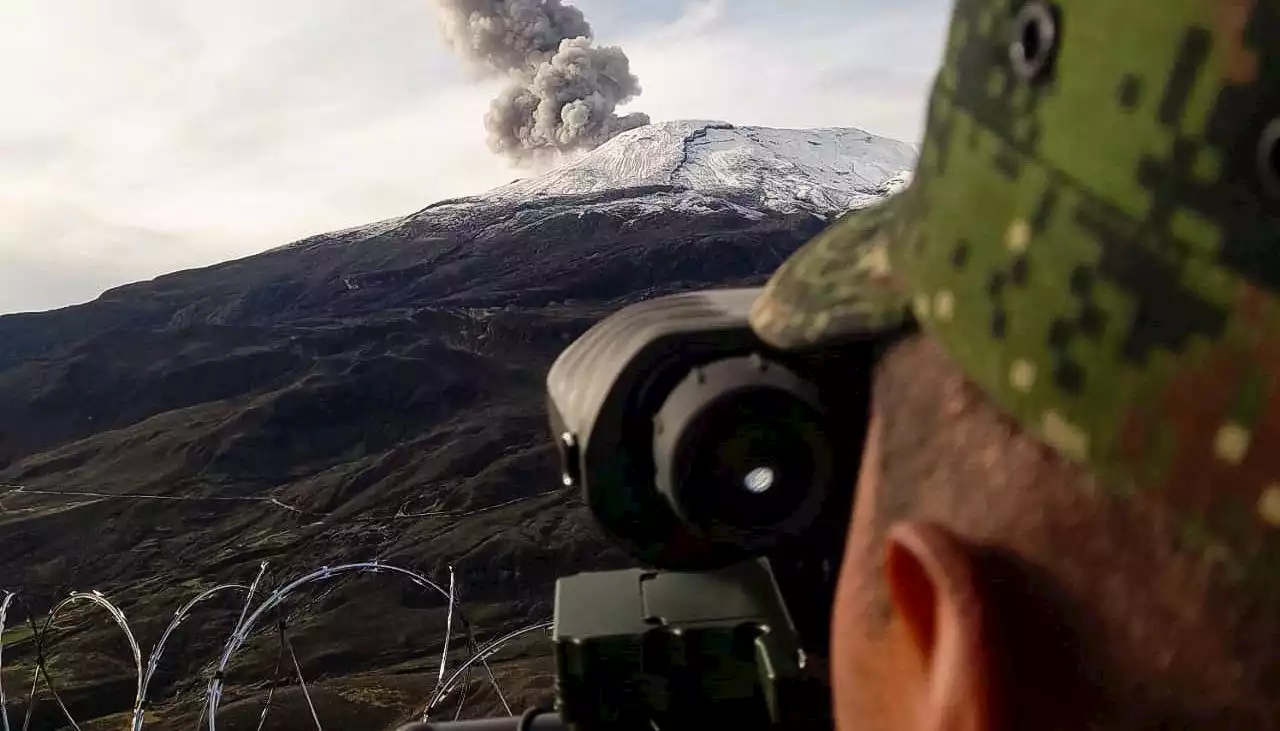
left=874, top=169, right=914, bottom=198
left=487, top=120, right=916, bottom=214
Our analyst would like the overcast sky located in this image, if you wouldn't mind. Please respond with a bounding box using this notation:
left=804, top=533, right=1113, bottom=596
left=0, top=0, right=949, bottom=315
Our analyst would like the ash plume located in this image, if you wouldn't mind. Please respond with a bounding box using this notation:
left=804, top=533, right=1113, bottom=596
left=433, top=0, right=651, bottom=164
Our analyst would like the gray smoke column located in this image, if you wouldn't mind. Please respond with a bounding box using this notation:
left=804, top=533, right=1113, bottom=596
left=433, top=0, right=651, bottom=163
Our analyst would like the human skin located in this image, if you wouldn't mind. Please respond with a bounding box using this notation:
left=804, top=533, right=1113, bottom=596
left=830, top=415, right=993, bottom=731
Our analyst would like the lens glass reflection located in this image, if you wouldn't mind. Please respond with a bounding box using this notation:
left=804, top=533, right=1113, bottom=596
left=678, top=389, right=821, bottom=533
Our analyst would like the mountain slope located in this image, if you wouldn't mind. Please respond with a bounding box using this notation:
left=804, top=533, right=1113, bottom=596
left=0, top=120, right=914, bottom=729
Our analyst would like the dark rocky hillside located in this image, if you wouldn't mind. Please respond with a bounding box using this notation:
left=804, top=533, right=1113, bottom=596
left=0, top=184, right=834, bottom=731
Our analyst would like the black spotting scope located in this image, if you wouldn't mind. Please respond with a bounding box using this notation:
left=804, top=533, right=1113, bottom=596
left=405, top=287, right=907, bottom=731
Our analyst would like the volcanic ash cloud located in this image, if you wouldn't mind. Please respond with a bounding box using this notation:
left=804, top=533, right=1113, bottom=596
left=433, top=0, right=650, bottom=163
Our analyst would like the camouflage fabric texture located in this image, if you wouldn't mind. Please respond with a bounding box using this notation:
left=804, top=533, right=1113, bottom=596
left=751, top=0, right=1279, bottom=588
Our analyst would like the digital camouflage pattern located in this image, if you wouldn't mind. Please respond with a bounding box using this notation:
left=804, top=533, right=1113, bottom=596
left=751, top=0, right=1280, bottom=587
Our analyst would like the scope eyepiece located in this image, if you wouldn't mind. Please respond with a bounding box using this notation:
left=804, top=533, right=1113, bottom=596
left=653, top=355, right=833, bottom=554
left=546, top=286, right=883, bottom=570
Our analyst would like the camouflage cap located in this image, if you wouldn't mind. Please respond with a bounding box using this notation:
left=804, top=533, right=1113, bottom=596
left=751, top=0, right=1280, bottom=585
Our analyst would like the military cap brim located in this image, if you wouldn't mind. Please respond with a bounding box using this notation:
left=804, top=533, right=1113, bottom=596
left=750, top=192, right=915, bottom=350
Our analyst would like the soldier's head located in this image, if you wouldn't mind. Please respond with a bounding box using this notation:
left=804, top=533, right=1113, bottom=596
left=751, top=0, right=1279, bottom=727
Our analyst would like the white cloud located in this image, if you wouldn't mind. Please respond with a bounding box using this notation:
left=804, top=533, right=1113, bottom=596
left=0, top=0, right=947, bottom=315
left=616, top=2, right=945, bottom=142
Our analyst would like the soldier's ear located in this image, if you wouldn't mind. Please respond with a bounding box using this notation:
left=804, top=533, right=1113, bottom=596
left=883, top=521, right=993, bottom=731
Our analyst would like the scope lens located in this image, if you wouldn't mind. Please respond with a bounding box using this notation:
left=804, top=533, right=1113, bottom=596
left=742, top=466, right=776, bottom=494
left=675, top=388, right=826, bottom=537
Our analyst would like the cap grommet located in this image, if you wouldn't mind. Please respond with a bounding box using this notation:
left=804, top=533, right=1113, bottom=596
left=1009, top=1, right=1060, bottom=83
left=1259, top=118, right=1280, bottom=199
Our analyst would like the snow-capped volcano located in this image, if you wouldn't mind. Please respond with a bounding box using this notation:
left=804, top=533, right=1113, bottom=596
left=487, top=119, right=916, bottom=214
left=0, top=119, right=920, bottom=690
left=0, top=116, right=920, bottom=720
left=280, top=120, right=917, bottom=254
